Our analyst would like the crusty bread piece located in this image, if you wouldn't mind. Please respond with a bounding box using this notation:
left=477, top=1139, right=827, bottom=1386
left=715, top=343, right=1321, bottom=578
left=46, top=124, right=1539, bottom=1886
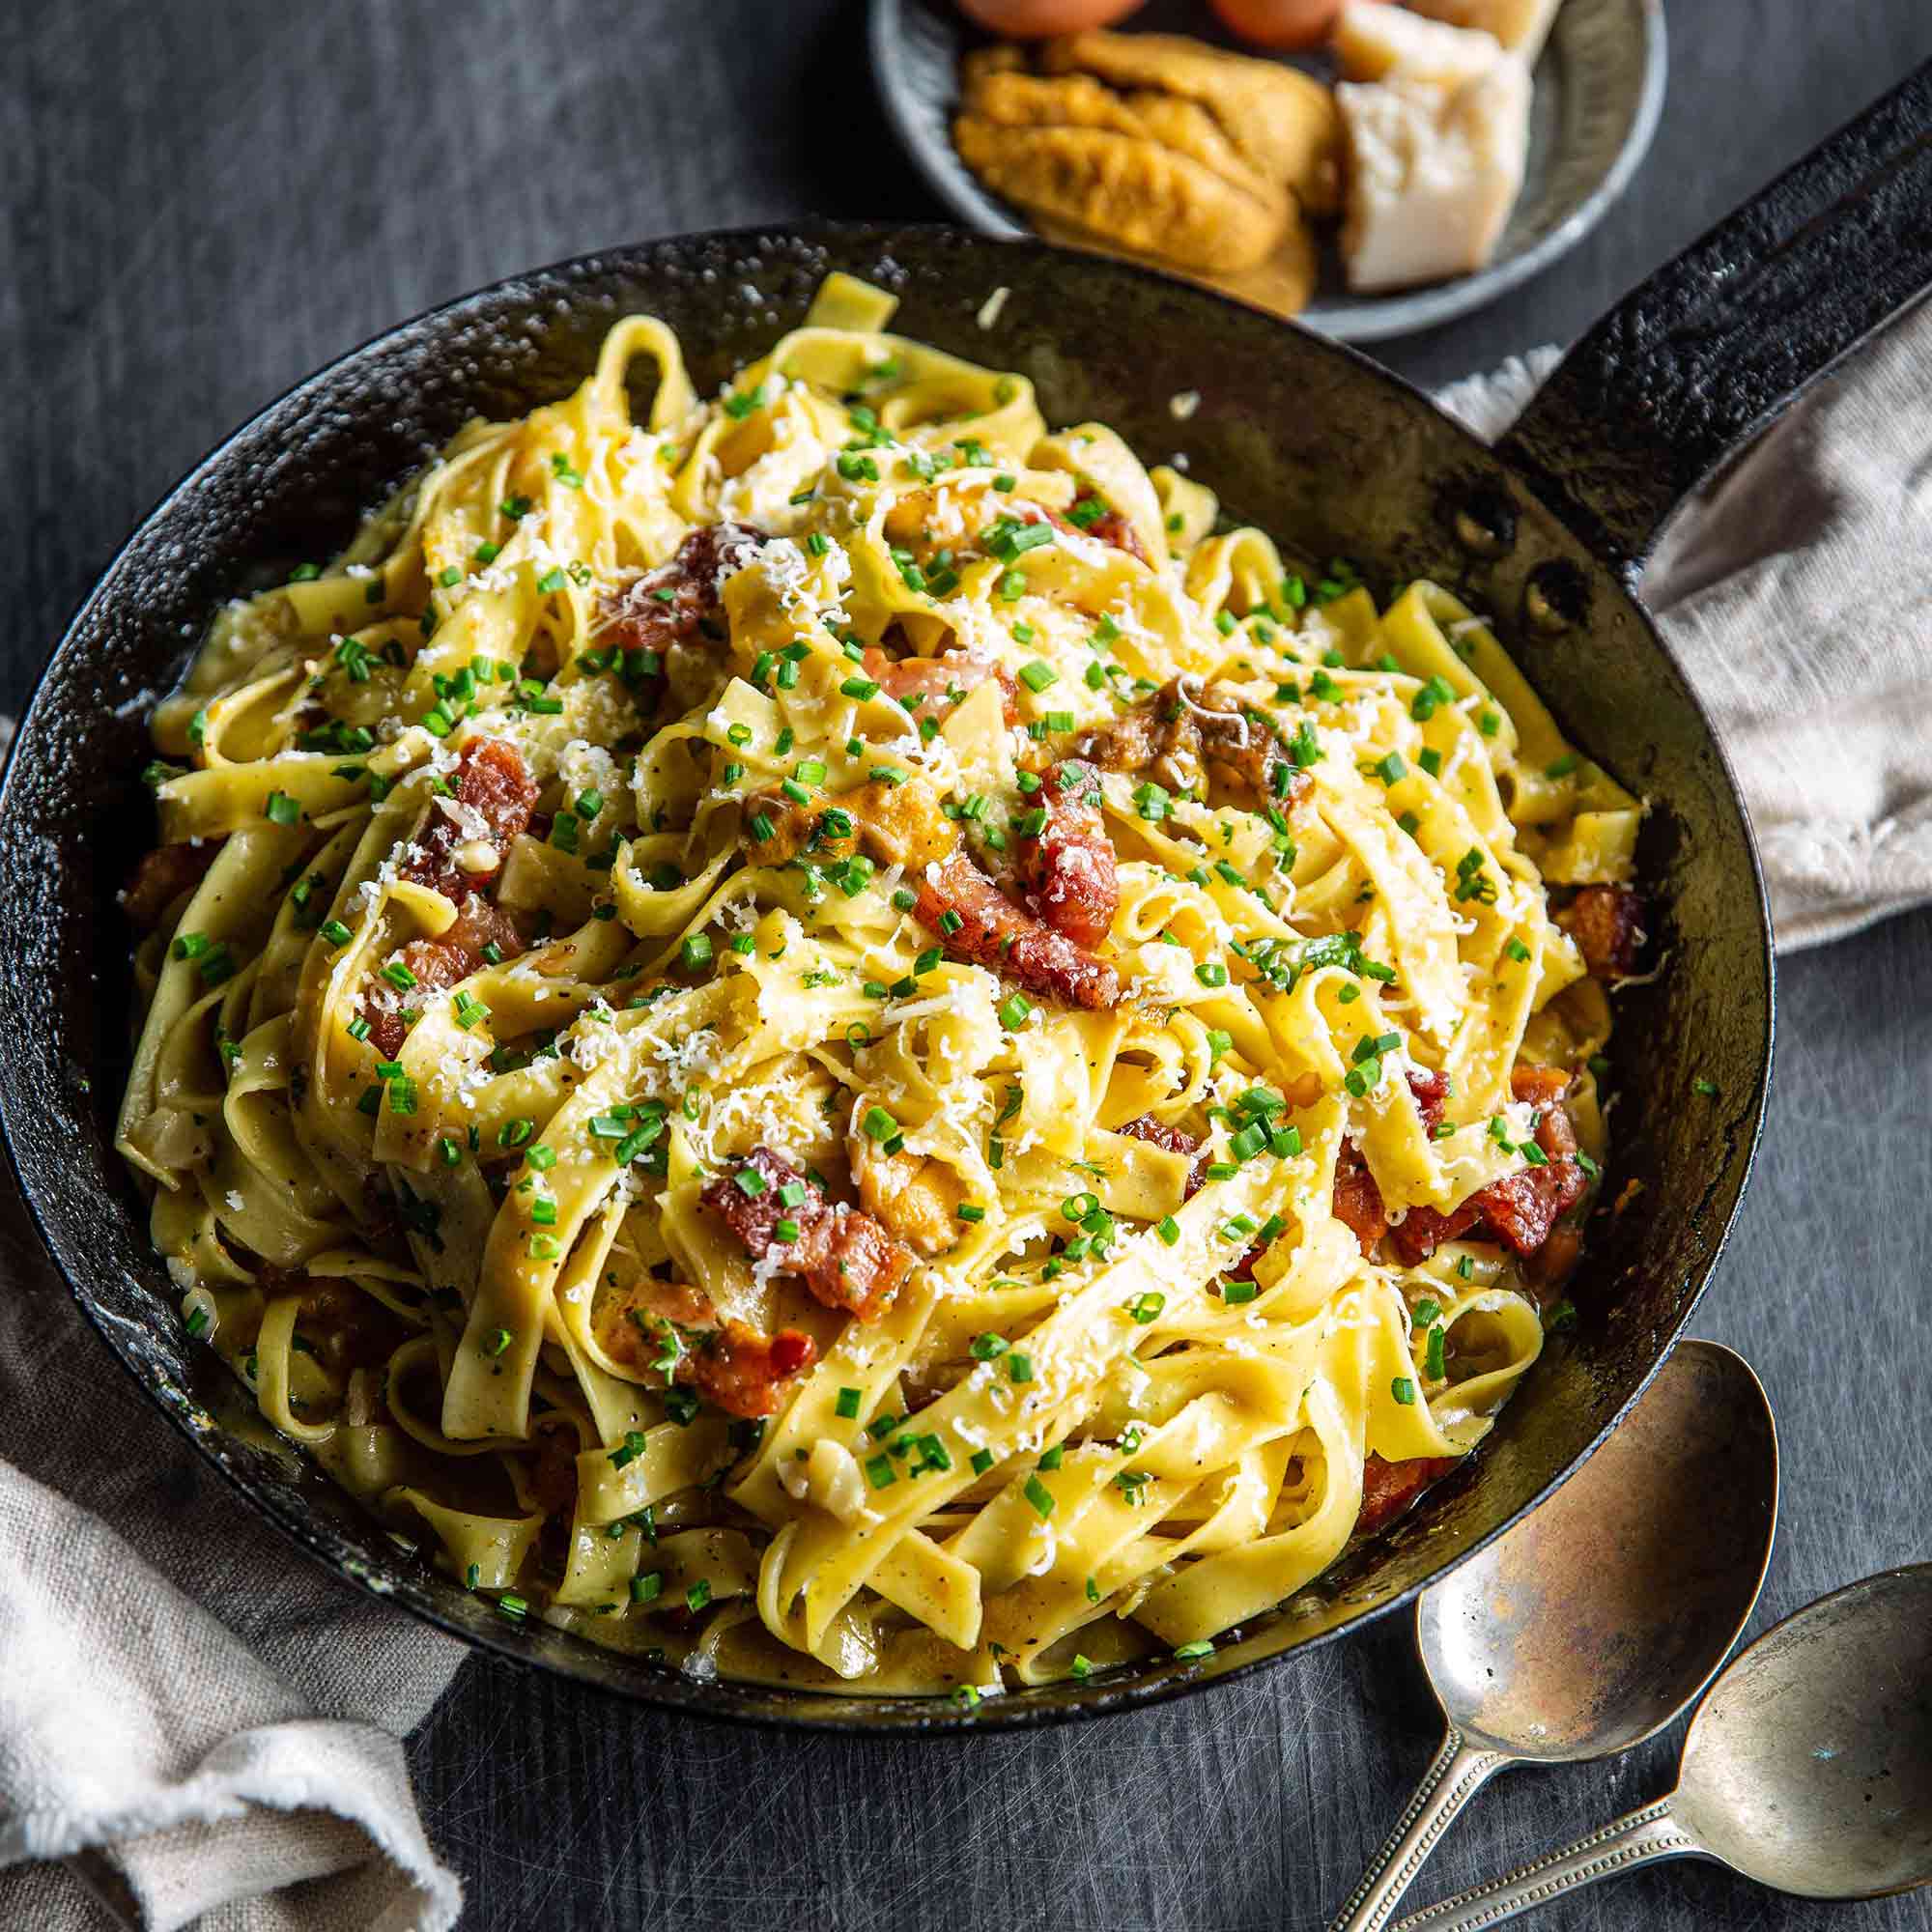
left=1041, top=29, right=1343, bottom=216
left=1031, top=202, right=1321, bottom=321
left=956, top=71, right=1287, bottom=273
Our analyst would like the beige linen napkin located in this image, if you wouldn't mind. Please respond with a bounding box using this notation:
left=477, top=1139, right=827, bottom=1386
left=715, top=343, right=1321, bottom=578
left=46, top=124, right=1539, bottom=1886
left=1434, top=302, right=1932, bottom=951
left=0, top=1192, right=466, bottom=1931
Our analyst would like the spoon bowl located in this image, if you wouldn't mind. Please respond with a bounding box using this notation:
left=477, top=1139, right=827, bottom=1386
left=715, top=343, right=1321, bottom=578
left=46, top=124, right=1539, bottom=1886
left=1676, top=1563, right=1932, bottom=1899
left=1332, top=1339, right=1777, bottom=1931
left=1424, top=1337, right=1778, bottom=1762
left=1394, top=1563, right=1932, bottom=1927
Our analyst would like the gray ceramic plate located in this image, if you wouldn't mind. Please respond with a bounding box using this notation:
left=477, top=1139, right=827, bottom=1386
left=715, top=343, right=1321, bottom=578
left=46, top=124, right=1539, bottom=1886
left=868, top=0, right=1666, bottom=342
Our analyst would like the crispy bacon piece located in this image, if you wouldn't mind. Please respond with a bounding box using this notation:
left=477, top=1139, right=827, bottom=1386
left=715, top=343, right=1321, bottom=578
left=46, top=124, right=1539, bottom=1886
left=1081, top=677, right=1187, bottom=785
left=1329, top=1069, right=1451, bottom=1255
left=684, top=1323, right=818, bottom=1418
left=1476, top=1105, right=1588, bottom=1256
left=1385, top=1194, right=1477, bottom=1267
left=360, top=739, right=537, bottom=1056
left=744, top=774, right=955, bottom=873
left=1388, top=1104, right=1588, bottom=1266
left=748, top=770, right=1115, bottom=1008
left=1037, top=500, right=1150, bottom=563
left=1331, top=1144, right=1388, bottom=1256
left=1509, top=1063, right=1573, bottom=1109
left=852, top=779, right=961, bottom=871
left=400, top=739, right=540, bottom=901
left=852, top=1144, right=966, bottom=1258
left=916, top=847, right=1120, bottom=1010
left=1527, top=1222, right=1583, bottom=1291
left=1407, top=1065, right=1451, bottom=1132
left=1084, top=677, right=1311, bottom=812
left=597, top=1276, right=712, bottom=1334
left=1558, top=884, right=1646, bottom=980
left=1195, top=693, right=1312, bottom=811
left=1356, top=1454, right=1460, bottom=1537
left=602, top=521, right=764, bottom=668
left=702, top=1147, right=915, bottom=1322
left=1073, top=505, right=1151, bottom=563
left=591, top=1275, right=818, bottom=1420
left=1014, top=758, right=1119, bottom=948
left=124, top=839, right=222, bottom=931
left=365, top=895, right=526, bottom=1060
left=862, top=645, right=1019, bottom=724
left=1118, top=1114, right=1208, bottom=1197
left=742, top=790, right=858, bottom=868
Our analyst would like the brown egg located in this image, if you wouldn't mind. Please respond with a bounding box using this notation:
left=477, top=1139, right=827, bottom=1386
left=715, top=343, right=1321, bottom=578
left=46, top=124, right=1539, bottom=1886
left=957, top=0, right=1147, bottom=36
left=1208, top=0, right=1345, bottom=49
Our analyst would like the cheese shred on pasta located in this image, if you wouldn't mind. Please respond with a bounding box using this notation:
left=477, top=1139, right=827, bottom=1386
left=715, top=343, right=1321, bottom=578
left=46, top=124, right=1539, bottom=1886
left=119, top=273, right=1640, bottom=1698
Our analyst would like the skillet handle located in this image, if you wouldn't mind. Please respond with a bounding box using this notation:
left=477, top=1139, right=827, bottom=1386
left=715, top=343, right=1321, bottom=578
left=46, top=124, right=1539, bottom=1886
left=1497, top=58, right=1932, bottom=584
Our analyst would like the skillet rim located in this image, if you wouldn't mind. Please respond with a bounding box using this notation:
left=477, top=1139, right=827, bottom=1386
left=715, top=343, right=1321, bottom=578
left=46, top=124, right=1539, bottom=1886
left=0, top=218, right=1775, bottom=1733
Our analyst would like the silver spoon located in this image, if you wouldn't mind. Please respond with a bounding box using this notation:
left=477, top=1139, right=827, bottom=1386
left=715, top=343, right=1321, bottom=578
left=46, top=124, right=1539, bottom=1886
left=1330, top=1339, right=1777, bottom=1932
left=1392, top=1561, right=1932, bottom=1927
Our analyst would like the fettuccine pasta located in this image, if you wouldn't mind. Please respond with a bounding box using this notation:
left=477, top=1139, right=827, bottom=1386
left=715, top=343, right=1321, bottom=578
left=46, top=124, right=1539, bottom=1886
left=119, top=272, right=1644, bottom=1700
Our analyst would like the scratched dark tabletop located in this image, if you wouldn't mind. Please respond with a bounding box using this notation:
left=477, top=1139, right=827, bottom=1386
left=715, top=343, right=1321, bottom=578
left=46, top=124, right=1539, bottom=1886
left=7, top=3, right=1932, bottom=1927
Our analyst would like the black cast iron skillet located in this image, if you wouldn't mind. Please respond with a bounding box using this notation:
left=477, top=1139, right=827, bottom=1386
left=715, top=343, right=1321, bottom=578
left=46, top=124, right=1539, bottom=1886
left=7, top=66, right=1930, bottom=1732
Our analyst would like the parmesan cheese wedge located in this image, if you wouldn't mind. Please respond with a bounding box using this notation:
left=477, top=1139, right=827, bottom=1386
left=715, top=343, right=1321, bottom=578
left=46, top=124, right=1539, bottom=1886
left=1333, top=0, right=1506, bottom=85
left=1400, top=0, right=1566, bottom=62
left=1336, top=57, right=1532, bottom=292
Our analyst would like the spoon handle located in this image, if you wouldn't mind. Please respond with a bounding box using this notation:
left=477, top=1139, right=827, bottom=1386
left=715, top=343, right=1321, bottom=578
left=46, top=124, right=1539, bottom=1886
left=1328, top=1729, right=1510, bottom=1932
left=1388, top=1798, right=1708, bottom=1931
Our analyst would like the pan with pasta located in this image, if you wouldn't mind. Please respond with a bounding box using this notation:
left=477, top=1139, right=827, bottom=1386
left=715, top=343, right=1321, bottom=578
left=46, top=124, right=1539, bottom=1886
left=118, top=270, right=1646, bottom=1701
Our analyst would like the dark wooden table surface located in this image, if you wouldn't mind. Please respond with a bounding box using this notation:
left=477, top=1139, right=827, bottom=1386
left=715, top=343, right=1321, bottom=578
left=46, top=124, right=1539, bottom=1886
left=8, top=3, right=1931, bottom=1927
